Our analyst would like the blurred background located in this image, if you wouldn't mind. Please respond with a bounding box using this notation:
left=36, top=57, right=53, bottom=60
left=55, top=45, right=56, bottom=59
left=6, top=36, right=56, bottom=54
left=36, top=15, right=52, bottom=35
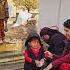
left=0, top=0, right=70, bottom=70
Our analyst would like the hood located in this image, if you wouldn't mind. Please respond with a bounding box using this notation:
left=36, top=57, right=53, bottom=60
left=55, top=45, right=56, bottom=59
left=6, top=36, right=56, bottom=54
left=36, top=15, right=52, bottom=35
left=25, top=32, right=42, bottom=47
left=40, top=27, right=62, bottom=37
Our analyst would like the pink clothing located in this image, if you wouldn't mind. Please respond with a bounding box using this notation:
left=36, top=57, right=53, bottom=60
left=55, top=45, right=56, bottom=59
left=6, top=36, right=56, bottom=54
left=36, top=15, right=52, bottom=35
left=60, top=63, right=70, bottom=70
left=24, top=47, right=49, bottom=63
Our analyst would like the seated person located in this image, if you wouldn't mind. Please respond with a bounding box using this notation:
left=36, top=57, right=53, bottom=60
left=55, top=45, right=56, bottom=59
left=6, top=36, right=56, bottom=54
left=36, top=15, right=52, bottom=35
left=24, top=32, right=52, bottom=70
left=44, top=19, right=70, bottom=70
left=40, top=26, right=65, bottom=55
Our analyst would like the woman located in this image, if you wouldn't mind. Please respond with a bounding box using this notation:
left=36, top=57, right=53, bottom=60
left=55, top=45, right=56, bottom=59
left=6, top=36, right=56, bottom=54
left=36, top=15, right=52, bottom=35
left=40, top=27, right=65, bottom=55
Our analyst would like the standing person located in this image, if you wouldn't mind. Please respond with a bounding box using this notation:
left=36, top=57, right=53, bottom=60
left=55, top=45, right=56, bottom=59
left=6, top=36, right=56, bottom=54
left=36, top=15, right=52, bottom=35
left=40, top=27, right=65, bottom=55
left=24, top=32, right=51, bottom=70
left=0, top=0, right=9, bottom=43
left=44, top=19, right=70, bottom=70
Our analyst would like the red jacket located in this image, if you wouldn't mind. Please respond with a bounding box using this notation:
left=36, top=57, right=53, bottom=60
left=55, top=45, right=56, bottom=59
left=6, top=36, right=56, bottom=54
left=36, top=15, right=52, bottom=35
left=52, top=52, right=70, bottom=68
left=24, top=47, right=49, bottom=63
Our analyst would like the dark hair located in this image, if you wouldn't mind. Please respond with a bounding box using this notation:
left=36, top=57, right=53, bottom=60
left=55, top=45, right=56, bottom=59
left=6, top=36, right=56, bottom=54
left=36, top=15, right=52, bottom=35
left=40, top=27, right=59, bottom=37
left=40, top=27, right=50, bottom=37
left=63, top=19, right=70, bottom=29
left=28, top=36, right=40, bottom=42
left=25, top=32, right=42, bottom=47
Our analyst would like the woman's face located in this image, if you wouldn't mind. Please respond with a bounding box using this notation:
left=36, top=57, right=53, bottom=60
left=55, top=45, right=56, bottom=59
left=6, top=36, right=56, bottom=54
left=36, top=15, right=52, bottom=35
left=43, top=34, right=50, bottom=42
left=29, top=39, right=40, bottom=48
left=64, top=27, right=70, bottom=40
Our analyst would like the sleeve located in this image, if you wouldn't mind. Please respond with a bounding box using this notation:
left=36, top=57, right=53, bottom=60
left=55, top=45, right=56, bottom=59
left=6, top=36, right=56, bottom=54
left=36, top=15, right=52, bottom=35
left=49, top=34, right=65, bottom=55
left=52, top=52, right=70, bottom=68
left=52, top=54, right=61, bottom=60
left=24, top=49, right=35, bottom=64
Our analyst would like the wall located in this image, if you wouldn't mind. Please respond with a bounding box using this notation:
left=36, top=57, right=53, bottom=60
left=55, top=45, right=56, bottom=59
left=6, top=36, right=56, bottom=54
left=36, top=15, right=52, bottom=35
left=38, top=0, right=70, bottom=33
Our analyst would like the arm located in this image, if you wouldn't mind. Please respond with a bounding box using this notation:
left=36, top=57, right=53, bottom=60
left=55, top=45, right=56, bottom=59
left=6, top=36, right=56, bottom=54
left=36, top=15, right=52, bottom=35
left=24, top=49, right=40, bottom=65
left=52, top=54, right=61, bottom=60
left=44, top=49, right=62, bottom=60
left=52, top=52, right=70, bottom=68
left=48, top=34, right=65, bottom=55
left=24, top=49, right=34, bottom=63
left=44, top=52, right=70, bottom=70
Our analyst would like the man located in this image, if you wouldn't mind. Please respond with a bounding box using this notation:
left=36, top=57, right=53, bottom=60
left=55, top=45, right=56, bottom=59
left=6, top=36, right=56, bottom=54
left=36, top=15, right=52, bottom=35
left=0, top=0, right=9, bottom=43
left=44, top=19, right=70, bottom=70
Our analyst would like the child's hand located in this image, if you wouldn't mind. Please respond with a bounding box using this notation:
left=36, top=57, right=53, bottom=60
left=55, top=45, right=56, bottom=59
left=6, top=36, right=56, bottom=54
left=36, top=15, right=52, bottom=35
left=44, top=51, right=53, bottom=59
left=35, top=59, right=45, bottom=67
left=40, top=58, right=45, bottom=65
left=35, top=60, right=40, bottom=66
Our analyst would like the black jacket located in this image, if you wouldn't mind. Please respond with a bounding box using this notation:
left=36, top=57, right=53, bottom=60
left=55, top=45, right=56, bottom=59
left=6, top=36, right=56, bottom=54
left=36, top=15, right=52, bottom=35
left=40, top=27, right=65, bottom=55
left=48, top=33, right=65, bottom=55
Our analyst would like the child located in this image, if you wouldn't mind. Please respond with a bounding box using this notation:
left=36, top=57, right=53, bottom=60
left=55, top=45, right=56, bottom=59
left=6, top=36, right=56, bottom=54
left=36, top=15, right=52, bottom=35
left=24, top=32, right=51, bottom=70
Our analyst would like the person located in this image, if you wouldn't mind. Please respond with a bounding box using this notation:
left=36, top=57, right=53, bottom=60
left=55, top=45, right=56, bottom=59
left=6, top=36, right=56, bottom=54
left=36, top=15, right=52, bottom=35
left=12, top=7, right=32, bottom=27
left=24, top=32, right=52, bottom=70
left=0, top=0, right=9, bottom=43
left=44, top=19, right=70, bottom=70
left=40, top=27, right=65, bottom=55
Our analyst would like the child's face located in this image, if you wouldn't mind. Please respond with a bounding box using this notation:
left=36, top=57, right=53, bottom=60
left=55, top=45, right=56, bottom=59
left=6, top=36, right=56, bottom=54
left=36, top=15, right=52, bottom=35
left=29, top=39, right=40, bottom=48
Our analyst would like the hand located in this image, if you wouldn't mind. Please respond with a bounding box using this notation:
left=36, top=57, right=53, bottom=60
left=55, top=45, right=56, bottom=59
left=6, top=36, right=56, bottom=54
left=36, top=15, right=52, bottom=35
left=35, top=59, right=44, bottom=67
left=44, top=51, right=53, bottom=59
left=35, top=60, right=40, bottom=66
left=40, top=58, right=45, bottom=65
